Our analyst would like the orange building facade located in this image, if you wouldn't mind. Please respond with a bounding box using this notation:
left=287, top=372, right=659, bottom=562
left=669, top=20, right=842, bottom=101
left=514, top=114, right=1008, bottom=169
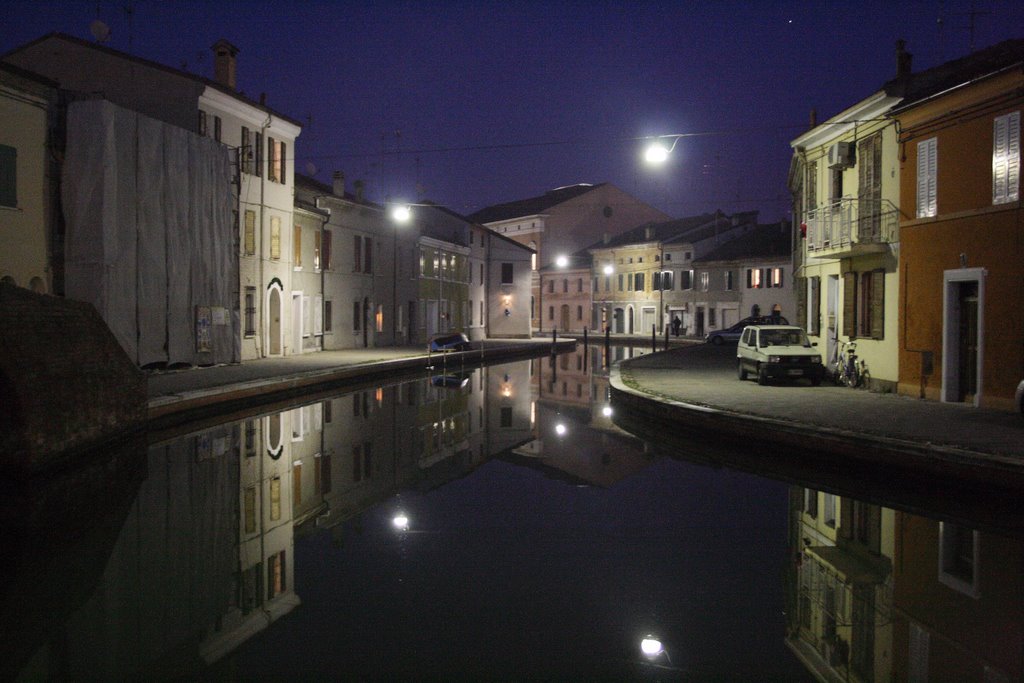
left=894, top=43, right=1023, bottom=410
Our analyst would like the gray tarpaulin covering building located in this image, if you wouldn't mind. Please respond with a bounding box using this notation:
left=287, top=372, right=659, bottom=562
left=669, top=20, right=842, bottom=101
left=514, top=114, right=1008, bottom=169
left=62, top=99, right=237, bottom=366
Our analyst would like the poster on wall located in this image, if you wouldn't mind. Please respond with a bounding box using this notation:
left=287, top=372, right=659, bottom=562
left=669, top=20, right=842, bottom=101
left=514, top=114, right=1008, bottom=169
left=196, top=306, right=212, bottom=353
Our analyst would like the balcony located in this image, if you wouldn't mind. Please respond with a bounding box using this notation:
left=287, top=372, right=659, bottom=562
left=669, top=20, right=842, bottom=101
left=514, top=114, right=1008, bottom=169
left=805, top=198, right=900, bottom=259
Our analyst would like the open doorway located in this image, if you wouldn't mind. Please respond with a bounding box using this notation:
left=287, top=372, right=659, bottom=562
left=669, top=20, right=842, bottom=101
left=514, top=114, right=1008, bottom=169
left=942, top=269, right=985, bottom=405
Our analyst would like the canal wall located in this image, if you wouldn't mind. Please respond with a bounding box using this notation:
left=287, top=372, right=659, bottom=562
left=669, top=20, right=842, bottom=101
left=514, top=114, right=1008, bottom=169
left=0, top=283, right=146, bottom=472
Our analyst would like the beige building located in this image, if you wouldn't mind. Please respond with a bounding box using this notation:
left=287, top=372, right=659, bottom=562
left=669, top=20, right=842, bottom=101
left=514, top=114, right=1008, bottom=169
left=469, top=183, right=670, bottom=332
left=0, top=63, right=57, bottom=294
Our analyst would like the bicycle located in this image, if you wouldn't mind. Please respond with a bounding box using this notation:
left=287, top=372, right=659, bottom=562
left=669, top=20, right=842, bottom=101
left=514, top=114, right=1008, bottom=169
left=831, top=339, right=864, bottom=388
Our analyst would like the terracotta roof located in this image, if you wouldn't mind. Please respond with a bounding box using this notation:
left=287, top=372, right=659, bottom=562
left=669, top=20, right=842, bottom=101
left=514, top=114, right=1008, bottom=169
left=692, top=222, right=791, bottom=263
left=887, top=38, right=1024, bottom=109
left=294, top=173, right=380, bottom=208
left=2, top=32, right=303, bottom=127
left=467, top=184, right=604, bottom=223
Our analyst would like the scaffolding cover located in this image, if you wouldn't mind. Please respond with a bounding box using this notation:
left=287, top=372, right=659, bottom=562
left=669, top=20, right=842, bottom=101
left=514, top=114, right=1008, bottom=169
left=63, top=99, right=237, bottom=366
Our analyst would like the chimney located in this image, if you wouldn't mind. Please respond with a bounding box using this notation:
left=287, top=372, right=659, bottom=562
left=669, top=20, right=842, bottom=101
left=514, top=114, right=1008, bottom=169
left=895, top=39, right=913, bottom=81
left=645, top=225, right=655, bottom=240
left=211, top=39, right=239, bottom=90
left=353, top=179, right=365, bottom=202
left=809, top=108, right=817, bottom=128
left=332, top=171, right=346, bottom=196
left=603, top=232, right=610, bottom=245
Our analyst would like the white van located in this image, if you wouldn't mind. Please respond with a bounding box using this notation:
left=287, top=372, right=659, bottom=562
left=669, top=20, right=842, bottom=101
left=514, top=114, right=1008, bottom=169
left=737, top=325, right=824, bottom=386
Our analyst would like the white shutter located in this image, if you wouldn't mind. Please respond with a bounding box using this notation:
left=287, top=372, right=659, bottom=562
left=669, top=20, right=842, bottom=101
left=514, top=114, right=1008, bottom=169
left=994, top=111, right=1020, bottom=205
left=917, top=137, right=937, bottom=218
left=314, top=294, right=323, bottom=335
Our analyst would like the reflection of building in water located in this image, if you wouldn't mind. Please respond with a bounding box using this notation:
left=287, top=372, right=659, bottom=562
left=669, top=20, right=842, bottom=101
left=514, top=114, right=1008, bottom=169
left=517, top=345, right=653, bottom=486
left=309, top=360, right=534, bottom=534
left=890, top=513, right=1023, bottom=682
left=20, top=421, right=299, bottom=678
left=786, top=487, right=894, bottom=682
left=202, top=412, right=299, bottom=663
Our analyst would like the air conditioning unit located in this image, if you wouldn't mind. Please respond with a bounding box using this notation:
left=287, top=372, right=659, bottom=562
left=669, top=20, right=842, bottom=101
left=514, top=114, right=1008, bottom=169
left=827, top=142, right=854, bottom=169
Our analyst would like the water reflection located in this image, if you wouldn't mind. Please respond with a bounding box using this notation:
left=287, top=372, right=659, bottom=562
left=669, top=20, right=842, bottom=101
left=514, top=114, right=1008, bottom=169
left=786, top=487, right=1023, bottom=681
left=7, top=344, right=1020, bottom=680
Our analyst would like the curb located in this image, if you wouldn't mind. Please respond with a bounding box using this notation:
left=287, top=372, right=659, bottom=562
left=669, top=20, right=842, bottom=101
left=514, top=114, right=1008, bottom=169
left=608, top=362, right=1024, bottom=490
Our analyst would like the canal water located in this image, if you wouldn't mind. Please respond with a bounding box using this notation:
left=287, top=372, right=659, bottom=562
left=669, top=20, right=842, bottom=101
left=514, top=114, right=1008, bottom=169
left=5, top=345, right=1021, bottom=681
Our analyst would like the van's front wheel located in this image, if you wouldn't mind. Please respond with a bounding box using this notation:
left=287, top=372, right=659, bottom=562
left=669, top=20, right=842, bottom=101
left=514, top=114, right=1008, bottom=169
left=737, top=361, right=748, bottom=381
left=756, top=364, right=769, bottom=385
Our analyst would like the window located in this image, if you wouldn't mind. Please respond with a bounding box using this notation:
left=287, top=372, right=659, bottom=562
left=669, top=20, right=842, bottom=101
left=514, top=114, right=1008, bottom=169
left=244, top=487, right=256, bottom=533
left=830, top=167, right=843, bottom=202
left=241, top=126, right=251, bottom=173
left=684, top=251, right=691, bottom=260
left=501, top=262, right=514, bottom=283
left=772, top=268, right=783, bottom=287
left=0, top=144, right=16, bottom=207
left=577, top=305, right=583, bottom=320
left=747, top=268, right=762, bottom=288
left=939, top=522, right=979, bottom=597
left=293, top=225, right=302, bottom=267
left=319, top=453, right=332, bottom=494
left=354, top=236, right=362, bottom=272
left=662, top=271, right=673, bottom=290
left=917, top=137, right=937, bottom=217
left=480, top=263, right=485, bottom=283
left=993, top=111, right=1020, bottom=205
left=699, top=272, right=709, bottom=291
left=665, top=253, right=672, bottom=262
left=548, top=306, right=554, bottom=321
left=269, top=476, right=281, bottom=521
left=803, top=488, right=818, bottom=519
left=268, top=551, right=286, bottom=599
left=725, top=270, right=734, bottom=291
left=562, top=279, right=568, bottom=293
left=617, top=274, right=623, bottom=291
left=244, top=287, right=256, bottom=336
left=268, top=137, right=285, bottom=183
left=324, top=300, right=332, bottom=333
left=500, top=406, right=513, bottom=427
left=843, top=270, right=884, bottom=339
left=198, top=110, right=207, bottom=136
left=353, top=301, right=361, bottom=331
left=293, top=461, right=302, bottom=506
left=823, top=493, right=836, bottom=527
left=680, top=270, right=693, bottom=290
left=314, top=231, right=321, bottom=270
left=577, top=278, right=583, bottom=292
left=806, top=160, right=818, bottom=211
left=213, top=116, right=222, bottom=142
left=270, top=217, right=281, bottom=259
left=653, top=272, right=661, bottom=290
left=708, top=308, right=716, bottom=326
left=808, top=276, right=821, bottom=335
left=548, top=280, right=554, bottom=294
left=634, top=272, right=644, bottom=291
left=244, top=210, right=256, bottom=255
left=375, top=304, right=383, bottom=333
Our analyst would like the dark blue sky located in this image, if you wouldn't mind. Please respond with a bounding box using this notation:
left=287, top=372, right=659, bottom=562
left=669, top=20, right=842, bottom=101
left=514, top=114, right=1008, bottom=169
left=4, top=1, right=1023, bottom=221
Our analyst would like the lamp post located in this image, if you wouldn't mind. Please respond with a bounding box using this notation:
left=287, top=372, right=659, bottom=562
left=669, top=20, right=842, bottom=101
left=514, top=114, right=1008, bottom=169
left=390, top=204, right=411, bottom=346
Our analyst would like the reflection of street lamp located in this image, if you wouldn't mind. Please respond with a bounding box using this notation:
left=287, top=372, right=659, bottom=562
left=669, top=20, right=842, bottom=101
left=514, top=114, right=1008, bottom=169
left=390, top=204, right=411, bottom=345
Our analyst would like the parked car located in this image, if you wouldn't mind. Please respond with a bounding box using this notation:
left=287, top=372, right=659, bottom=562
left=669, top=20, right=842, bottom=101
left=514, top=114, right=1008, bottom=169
left=428, top=332, right=471, bottom=352
left=1016, top=379, right=1024, bottom=416
left=705, top=315, right=789, bottom=345
left=737, top=325, right=823, bottom=385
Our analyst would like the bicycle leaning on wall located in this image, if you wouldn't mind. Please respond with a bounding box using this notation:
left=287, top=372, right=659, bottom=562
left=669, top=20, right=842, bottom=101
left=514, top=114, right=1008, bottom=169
left=831, top=339, right=868, bottom=388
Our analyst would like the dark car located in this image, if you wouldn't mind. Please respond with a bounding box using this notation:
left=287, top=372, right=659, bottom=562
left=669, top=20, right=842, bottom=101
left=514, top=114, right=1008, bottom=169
left=429, top=332, right=471, bottom=352
left=705, top=315, right=789, bottom=345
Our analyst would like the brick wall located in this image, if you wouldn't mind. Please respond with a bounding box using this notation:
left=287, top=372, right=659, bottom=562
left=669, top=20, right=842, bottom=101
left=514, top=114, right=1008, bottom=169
left=0, top=283, right=146, bottom=472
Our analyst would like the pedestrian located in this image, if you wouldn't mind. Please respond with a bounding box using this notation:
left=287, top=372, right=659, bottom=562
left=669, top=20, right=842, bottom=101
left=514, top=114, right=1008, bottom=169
left=671, top=316, right=681, bottom=337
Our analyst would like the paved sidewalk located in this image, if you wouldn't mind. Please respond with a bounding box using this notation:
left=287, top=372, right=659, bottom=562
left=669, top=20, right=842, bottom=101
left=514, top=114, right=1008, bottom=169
left=610, top=343, right=1024, bottom=484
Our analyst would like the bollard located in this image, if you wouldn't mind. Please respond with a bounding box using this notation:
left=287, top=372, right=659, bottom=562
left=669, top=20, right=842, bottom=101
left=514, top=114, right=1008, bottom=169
left=583, top=327, right=589, bottom=368
left=651, top=324, right=656, bottom=354
left=604, top=327, right=610, bottom=368
left=664, top=326, right=669, bottom=351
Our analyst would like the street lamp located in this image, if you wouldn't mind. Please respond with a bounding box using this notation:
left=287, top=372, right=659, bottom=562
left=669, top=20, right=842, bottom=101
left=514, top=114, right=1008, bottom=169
left=390, top=204, right=412, bottom=346
left=643, top=133, right=699, bottom=165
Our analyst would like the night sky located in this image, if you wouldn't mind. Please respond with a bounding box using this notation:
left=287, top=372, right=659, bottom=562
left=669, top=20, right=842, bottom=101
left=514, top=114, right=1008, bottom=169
left=4, top=1, right=1023, bottom=221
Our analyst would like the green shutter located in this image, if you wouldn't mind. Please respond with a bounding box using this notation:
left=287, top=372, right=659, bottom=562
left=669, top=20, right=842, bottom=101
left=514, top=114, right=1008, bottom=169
left=0, top=144, right=17, bottom=208
left=843, top=272, right=857, bottom=337
left=871, top=270, right=885, bottom=339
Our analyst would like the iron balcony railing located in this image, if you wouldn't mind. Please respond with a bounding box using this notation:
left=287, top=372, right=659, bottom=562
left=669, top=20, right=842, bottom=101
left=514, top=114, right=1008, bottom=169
left=805, top=198, right=900, bottom=254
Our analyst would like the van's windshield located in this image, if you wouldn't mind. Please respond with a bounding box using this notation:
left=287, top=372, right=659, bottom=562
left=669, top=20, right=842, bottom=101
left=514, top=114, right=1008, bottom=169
left=759, top=329, right=809, bottom=347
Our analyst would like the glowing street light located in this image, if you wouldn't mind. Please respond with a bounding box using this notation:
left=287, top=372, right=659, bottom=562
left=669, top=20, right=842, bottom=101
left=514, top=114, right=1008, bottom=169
left=391, top=204, right=412, bottom=223
left=392, top=512, right=410, bottom=531
left=644, top=141, right=671, bottom=164
left=602, top=264, right=614, bottom=276
left=640, top=636, right=664, bottom=658
left=555, top=254, right=569, bottom=268
left=554, top=423, right=567, bottom=436
left=602, top=405, right=613, bottom=417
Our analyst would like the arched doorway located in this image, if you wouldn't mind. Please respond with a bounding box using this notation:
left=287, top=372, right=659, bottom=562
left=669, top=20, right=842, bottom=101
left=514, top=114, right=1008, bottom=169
left=560, top=304, right=570, bottom=331
left=267, top=283, right=282, bottom=356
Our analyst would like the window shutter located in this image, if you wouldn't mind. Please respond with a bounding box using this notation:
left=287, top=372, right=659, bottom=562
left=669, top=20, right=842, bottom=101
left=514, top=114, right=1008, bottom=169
left=0, top=144, right=17, bottom=207
left=809, top=276, right=821, bottom=336
left=994, top=111, right=1020, bottom=204
left=746, top=269, right=753, bottom=288
left=322, top=230, right=332, bottom=269
left=796, top=277, right=807, bottom=329
left=917, top=138, right=937, bottom=218
left=843, top=272, right=857, bottom=337
left=870, top=270, right=885, bottom=339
